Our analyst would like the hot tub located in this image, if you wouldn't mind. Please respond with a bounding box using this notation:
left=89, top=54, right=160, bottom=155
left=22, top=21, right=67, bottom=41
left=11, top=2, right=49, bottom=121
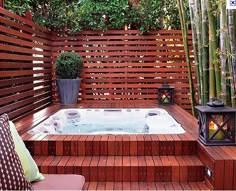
left=29, top=108, right=185, bottom=134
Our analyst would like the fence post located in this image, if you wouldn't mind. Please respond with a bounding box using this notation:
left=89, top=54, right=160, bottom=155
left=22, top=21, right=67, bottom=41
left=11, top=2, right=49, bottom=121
left=25, top=10, right=33, bottom=21
left=0, top=0, right=4, bottom=8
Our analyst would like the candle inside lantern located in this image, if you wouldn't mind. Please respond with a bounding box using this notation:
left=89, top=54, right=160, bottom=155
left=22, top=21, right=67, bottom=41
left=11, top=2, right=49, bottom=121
left=162, top=94, right=170, bottom=103
left=209, top=121, right=225, bottom=140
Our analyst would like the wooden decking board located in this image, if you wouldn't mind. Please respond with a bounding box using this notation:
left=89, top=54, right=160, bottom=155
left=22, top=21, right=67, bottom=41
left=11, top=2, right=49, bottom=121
left=122, top=155, right=131, bottom=182
left=130, top=156, right=139, bottom=182
left=71, top=135, right=80, bottom=156
left=57, top=156, right=70, bottom=174
left=155, top=182, right=165, bottom=190
left=136, top=135, right=145, bottom=156
left=143, top=135, right=152, bottom=156
left=98, top=156, right=107, bottom=182
left=34, top=133, right=48, bottom=155
left=65, top=156, right=77, bottom=174
left=122, top=181, right=131, bottom=190
left=87, top=181, right=97, bottom=190
left=129, top=135, right=137, bottom=155
left=222, top=146, right=236, bottom=190
left=24, top=134, right=200, bottom=156
left=106, top=156, right=115, bottom=182
left=82, top=156, right=92, bottom=181
left=138, top=156, right=147, bottom=182
left=168, top=156, right=180, bottom=182
left=92, top=135, right=101, bottom=156
left=183, top=156, right=196, bottom=182
left=107, top=135, right=115, bottom=155
left=181, top=182, right=192, bottom=190
left=40, top=156, right=54, bottom=174
left=164, top=182, right=174, bottom=190
left=212, top=147, right=234, bottom=190
left=56, top=135, right=66, bottom=156
left=172, top=182, right=183, bottom=190
left=175, top=156, right=188, bottom=182
left=89, top=156, right=99, bottom=181
left=160, top=156, right=172, bottom=182
left=105, top=182, right=114, bottom=190
left=122, top=135, right=130, bottom=156
left=16, top=105, right=61, bottom=135
left=115, top=135, right=123, bottom=156
left=197, top=181, right=211, bottom=190
left=48, top=156, right=62, bottom=174
left=139, top=182, right=148, bottom=190
left=85, top=135, right=94, bottom=156
left=63, top=135, right=73, bottom=155
left=74, top=156, right=85, bottom=175
left=100, top=135, right=108, bottom=156
left=78, top=135, right=87, bottom=156
left=147, top=182, right=157, bottom=190
left=164, top=135, right=175, bottom=155
left=115, top=156, right=123, bottom=182
left=130, top=182, right=139, bottom=190
left=83, top=182, right=209, bottom=191
left=96, top=182, right=106, bottom=190
left=114, top=182, right=123, bottom=190
left=150, top=134, right=159, bottom=155
left=153, top=156, right=163, bottom=182
left=15, top=103, right=236, bottom=189
left=145, top=156, right=155, bottom=182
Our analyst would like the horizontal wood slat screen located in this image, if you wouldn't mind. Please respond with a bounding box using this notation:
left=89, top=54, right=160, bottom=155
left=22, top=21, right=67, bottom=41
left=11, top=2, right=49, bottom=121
left=0, top=7, right=197, bottom=117
left=0, top=8, right=52, bottom=120
left=51, top=30, right=197, bottom=112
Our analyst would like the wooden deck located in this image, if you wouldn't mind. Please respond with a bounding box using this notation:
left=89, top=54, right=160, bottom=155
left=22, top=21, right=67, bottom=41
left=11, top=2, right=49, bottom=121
left=83, top=181, right=209, bottom=190
left=15, top=102, right=236, bottom=190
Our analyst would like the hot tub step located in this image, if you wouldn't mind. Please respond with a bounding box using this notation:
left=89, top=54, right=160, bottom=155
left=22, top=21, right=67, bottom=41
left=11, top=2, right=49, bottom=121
left=24, top=134, right=197, bottom=156
left=34, top=155, right=204, bottom=182
left=83, top=181, right=210, bottom=190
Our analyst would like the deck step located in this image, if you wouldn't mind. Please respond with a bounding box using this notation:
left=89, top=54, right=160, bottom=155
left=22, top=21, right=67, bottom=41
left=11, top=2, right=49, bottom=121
left=34, top=155, right=204, bottom=182
left=83, top=181, right=210, bottom=190
left=24, top=134, right=197, bottom=156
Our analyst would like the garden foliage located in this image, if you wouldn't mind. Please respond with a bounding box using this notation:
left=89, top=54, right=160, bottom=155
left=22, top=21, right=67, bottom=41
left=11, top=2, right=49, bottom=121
left=5, top=0, right=189, bottom=34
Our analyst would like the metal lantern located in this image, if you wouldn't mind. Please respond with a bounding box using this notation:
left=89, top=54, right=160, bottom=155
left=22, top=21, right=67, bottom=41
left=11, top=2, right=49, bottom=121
left=158, top=84, right=174, bottom=105
left=195, top=105, right=236, bottom=146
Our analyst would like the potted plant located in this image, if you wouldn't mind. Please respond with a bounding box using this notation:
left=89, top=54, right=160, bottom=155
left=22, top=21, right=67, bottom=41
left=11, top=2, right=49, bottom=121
left=55, top=52, right=83, bottom=105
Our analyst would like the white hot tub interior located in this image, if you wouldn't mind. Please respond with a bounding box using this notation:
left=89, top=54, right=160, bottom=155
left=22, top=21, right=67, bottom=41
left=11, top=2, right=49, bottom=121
left=29, top=108, right=186, bottom=135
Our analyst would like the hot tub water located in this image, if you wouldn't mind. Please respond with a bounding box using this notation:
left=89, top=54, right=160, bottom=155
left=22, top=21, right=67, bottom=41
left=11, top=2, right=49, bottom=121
left=29, top=108, right=185, bottom=134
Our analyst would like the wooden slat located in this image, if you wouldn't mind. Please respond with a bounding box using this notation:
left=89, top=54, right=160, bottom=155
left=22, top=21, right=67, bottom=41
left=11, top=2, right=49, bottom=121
left=50, top=30, right=195, bottom=111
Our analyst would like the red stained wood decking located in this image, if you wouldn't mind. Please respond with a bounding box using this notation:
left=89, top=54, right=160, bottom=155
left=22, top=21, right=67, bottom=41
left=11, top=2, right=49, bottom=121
left=16, top=103, right=236, bottom=190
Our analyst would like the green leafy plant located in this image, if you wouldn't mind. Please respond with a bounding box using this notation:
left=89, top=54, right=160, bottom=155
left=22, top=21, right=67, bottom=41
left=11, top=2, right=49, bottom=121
left=78, top=0, right=129, bottom=31
left=55, top=52, right=83, bottom=79
left=4, top=0, right=190, bottom=33
left=5, top=0, right=31, bottom=16
left=138, top=0, right=162, bottom=33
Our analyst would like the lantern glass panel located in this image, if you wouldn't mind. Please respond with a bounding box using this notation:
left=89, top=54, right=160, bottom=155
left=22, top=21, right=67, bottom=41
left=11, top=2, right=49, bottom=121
left=196, top=105, right=236, bottom=146
left=161, top=90, right=171, bottom=103
left=158, top=86, right=174, bottom=105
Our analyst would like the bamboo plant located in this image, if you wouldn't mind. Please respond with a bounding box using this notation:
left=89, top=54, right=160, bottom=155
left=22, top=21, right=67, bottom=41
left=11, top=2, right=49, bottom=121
left=184, top=0, right=236, bottom=108
left=176, top=0, right=197, bottom=116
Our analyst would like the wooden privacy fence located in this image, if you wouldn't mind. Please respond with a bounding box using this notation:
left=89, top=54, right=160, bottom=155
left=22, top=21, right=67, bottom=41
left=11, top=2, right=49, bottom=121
left=0, top=8, right=52, bottom=120
left=52, top=30, right=196, bottom=112
left=0, top=7, right=196, bottom=119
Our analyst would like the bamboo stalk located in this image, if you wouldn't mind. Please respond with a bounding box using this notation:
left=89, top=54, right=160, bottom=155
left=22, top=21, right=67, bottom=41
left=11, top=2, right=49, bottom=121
left=189, top=0, right=201, bottom=103
left=194, top=0, right=204, bottom=104
left=220, top=0, right=230, bottom=105
left=176, top=0, right=197, bottom=116
left=227, top=9, right=236, bottom=107
left=206, top=0, right=219, bottom=99
left=201, top=0, right=209, bottom=104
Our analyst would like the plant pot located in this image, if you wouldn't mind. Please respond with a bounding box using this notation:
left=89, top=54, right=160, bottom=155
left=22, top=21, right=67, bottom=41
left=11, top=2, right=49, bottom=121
left=56, top=78, right=81, bottom=105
